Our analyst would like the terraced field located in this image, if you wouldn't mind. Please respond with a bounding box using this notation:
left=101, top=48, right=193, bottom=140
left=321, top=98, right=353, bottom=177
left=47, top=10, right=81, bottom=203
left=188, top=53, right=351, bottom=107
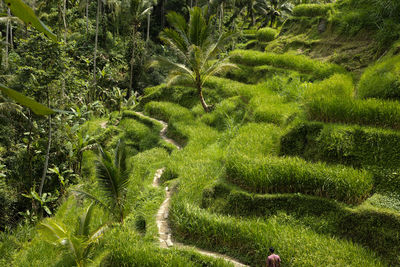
left=132, top=45, right=400, bottom=266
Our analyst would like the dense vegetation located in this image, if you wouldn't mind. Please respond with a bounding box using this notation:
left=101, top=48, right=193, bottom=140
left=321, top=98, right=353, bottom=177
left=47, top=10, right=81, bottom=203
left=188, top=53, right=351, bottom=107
left=1, top=0, right=400, bottom=266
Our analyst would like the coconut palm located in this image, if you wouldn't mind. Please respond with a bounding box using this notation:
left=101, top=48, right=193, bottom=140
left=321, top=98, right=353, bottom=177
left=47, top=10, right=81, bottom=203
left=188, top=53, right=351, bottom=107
left=153, top=6, right=236, bottom=113
left=72, top=140, right=128, bottom=223
left=39, top=202, right=107, bottom=267
left=255, top=0, right=294, bottom=28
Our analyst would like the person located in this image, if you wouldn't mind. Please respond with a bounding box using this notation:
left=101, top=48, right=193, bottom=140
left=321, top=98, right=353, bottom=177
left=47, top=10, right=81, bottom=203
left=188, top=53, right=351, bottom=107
left=266, top=247, right=281, bottom=267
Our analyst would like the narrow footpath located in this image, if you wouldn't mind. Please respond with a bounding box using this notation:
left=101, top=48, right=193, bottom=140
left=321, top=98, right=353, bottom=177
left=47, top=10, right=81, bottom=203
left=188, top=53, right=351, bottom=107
left=134, top=112, right=248, bottom=267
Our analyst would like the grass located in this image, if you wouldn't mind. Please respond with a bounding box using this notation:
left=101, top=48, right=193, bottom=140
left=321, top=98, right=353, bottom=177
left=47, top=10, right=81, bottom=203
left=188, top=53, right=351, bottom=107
left=225, top=153, right=373, bottom=204
left=170, top=202, right=385, bottom=266
left=203, top=184, right=400, bottom=266
left=358, top=55, right=400, bottom=100
left=143, top=101, right=193, bottom=123
left=229, top=49, right=345, bottom=80
left=119, top=118, right=160, bottom=152
left=256, top=27, right=278, bottom=42
left=304, top=94, right=400, bottom=130
left=280, top=121, right=400, bottom=169
left=292, top=4, right=333, bottom=17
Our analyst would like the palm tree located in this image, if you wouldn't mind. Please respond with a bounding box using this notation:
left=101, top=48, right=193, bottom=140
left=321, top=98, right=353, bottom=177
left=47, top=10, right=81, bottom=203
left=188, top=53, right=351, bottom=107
left=39, top=202, right=107, bottom=267
left=127, top=0, right=152, bottom=99
left=153, top=7, right=236, bottom=113
left=72, top=140, right=129, bottom=223
left=255, top=0, right=293, bottom=28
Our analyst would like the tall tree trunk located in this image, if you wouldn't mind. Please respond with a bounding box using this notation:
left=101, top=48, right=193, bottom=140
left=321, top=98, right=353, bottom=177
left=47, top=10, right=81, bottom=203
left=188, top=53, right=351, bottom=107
left=92, top=0, right=101, bottom=100
left=161, top=0, right=165, bottom=29
left=9, top=9, right=13, bottom=50
left=128, top=28, right=136, bottom=100
left=39, top=93, right=52, bottom=197
left=219, top=3, right=224, bottom=33
left=62, top=0, right=67, bottom=100
left=146, top=11, right=150, bottom=42
left=86, top=0, right=89, bottom=33
left=4, top=8, right=10, bottom=69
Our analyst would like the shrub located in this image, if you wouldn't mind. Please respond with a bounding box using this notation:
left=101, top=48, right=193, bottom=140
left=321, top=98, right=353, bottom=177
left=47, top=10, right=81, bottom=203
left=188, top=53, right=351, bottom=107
left=225, top=154, right=373, bottom=204
left=229, top=50, right=345, bottom=80
left=280, top=121, right=400, bottom=169
left=170, top=202, right=384, bottom=266
left=256, top=27, right=278, bottom=42
left=358, top=55, right=400, bottom=100
left=292, top=4, right=333, bottom=17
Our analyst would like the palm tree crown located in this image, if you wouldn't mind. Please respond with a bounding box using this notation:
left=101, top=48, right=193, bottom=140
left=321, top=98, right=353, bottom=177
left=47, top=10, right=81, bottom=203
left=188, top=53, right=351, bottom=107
left=154, top=6, right=236, bottom=112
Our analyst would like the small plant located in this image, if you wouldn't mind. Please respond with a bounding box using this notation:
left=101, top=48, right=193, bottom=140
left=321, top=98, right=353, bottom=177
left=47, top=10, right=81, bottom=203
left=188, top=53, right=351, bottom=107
left=73, top=140, right=129, bottom=223
left=39, top=203, right=107, bottom=267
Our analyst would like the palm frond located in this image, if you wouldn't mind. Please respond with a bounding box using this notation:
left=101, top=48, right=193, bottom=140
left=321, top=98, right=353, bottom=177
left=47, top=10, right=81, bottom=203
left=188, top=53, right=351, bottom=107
left=70, top=189, right=111, bottom=213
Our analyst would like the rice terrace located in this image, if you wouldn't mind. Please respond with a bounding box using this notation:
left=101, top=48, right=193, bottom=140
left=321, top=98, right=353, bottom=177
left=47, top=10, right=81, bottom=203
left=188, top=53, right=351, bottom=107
left=1, top=0, right=400, bottom=266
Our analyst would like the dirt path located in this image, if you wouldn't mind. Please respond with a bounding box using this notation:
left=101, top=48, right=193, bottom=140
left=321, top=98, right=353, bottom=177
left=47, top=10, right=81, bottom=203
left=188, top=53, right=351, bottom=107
left=134, top=111, right=248, bottom=267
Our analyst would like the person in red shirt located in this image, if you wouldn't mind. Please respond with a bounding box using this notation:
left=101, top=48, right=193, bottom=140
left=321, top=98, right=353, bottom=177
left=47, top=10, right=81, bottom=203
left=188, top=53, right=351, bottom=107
left=267, top=247, right=281, bottom=267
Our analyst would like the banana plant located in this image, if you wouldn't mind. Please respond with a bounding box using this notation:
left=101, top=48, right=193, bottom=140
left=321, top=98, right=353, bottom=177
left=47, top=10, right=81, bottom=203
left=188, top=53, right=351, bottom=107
left=39, top=202, right=108, bottom=267
left=21, top=189, right=58, bottom=216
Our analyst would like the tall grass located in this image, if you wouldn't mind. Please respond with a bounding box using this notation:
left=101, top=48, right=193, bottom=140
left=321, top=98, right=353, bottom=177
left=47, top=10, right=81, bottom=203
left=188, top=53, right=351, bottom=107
left=256, top=27, right=278, bottom=42
left=229, top=50, right=345, bottom=80
left=226, top=123, right=283, bottom=157
left=144, top=101, right=193, bottom=123
left=102, top=227, right=232, bottom=266
left=292, top=4, right=333, bottom=17
left=304, top=95, right=400, bottom=130
left=358, top=55, right=400, bottom=100
left=203, top=186, right=400, bottom=266
left=281, top=121, right=400, bottom=169
left=225, top=154, right=373, bottom=204
left=170, top=202, right=385, bottom=266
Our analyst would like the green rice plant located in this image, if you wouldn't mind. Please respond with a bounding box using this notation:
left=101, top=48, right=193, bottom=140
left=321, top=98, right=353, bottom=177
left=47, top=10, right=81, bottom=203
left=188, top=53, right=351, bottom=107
left=304, top=95, right=400, bottom=130
left=119, top=118, right=159, bottom=152
left=256, top=27, right=278, bottom=42
left=280, top=121, right=400, bottom=169
left=303, top=73, right=354, bottom=99
left=222, top=63, right=300, bottom=84
left=204, top=186, right=400, bottom=266
left=292, top=4, right=333, bottom=17
left=229, top=50, right=345, bottom=80
left=225, top=154, right=373, bottom=204
left=226, top=123, right=283, bottom=157
left=200, top=96, right=246, bottom=131
left=144, top=101, right=193, bottom=123
left=139, top=84, right=198, bottom=109
left=358, top=55, right=400, bottom=100
left=248, top=101, right=300, bottom=125
left=101, top=227, right=232, bottom=266
left=170, top=202, right=384, bottom=266
left=121, top=110, right=160, bottom=130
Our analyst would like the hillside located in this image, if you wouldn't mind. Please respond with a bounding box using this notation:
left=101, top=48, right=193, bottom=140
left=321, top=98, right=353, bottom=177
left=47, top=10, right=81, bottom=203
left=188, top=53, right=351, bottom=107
left=1, top=0, right=400, bottom=266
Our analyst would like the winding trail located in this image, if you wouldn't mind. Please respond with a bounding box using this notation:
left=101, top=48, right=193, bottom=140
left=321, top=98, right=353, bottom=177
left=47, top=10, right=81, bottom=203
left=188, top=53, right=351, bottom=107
left=134, top=112, right=248, bottom=267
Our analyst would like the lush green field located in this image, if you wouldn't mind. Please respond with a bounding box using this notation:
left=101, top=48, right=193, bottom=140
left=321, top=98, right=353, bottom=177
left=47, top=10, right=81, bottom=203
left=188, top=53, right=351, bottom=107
left=4, top=2, right=400, bottom=266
